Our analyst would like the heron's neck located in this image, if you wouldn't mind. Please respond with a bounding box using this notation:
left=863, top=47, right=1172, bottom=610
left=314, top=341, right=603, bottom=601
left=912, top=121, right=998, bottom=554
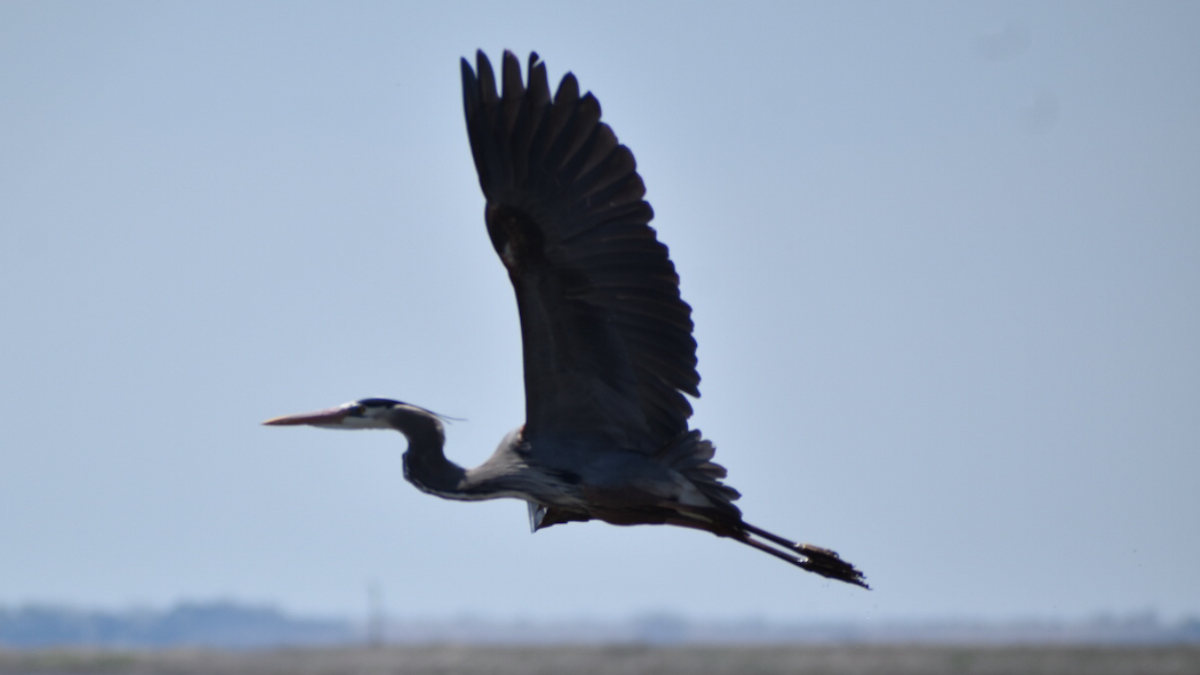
left=387, top=407, right=469, bottom=498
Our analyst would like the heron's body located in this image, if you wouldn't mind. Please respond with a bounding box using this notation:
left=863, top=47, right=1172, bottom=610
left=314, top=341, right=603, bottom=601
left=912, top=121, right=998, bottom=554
left=266, top=51, right=867, bottom=588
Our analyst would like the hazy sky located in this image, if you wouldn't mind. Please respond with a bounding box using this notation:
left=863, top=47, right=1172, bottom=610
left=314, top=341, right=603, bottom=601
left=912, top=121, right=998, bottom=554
left=2, top=2, right=1197, bottom=624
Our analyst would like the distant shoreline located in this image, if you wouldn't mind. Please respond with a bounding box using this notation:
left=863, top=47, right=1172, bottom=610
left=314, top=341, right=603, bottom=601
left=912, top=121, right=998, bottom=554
left=2, top=602, right=1198, bottom=649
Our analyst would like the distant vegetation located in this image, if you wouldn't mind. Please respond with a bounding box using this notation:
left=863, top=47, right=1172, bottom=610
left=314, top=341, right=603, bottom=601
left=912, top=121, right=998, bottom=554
left=1, top=602, right=1197, bottom=648
left=0, top=602, right=352, bottom=648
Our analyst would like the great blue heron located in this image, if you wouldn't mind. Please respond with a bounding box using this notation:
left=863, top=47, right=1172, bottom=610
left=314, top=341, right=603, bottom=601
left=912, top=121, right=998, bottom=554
left=266, top=51, right=868, bottom=588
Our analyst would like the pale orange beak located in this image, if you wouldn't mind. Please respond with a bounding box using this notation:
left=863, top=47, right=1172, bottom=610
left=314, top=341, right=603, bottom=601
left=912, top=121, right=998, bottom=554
left=262, top=406, right=350, bottom=427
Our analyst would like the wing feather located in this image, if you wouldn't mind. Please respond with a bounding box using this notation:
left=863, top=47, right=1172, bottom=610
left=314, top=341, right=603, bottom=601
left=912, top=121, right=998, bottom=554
left=462, top=50, right=700, bottom=453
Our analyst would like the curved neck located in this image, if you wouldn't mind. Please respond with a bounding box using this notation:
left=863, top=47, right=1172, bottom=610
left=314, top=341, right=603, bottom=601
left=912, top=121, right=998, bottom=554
left=386, top=406, right=470, bottom=498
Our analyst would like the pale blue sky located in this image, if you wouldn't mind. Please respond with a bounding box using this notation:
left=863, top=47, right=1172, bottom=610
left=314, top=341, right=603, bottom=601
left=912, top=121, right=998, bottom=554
left=2, top=2, right=1197, bottom=623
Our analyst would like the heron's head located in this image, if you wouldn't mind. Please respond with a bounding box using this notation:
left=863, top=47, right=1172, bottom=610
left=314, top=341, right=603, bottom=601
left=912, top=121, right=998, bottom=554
left=263, top=398, right=404, bottom=430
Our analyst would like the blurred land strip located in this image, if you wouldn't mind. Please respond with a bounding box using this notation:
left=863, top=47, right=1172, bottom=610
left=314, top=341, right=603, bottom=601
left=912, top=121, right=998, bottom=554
left=2, top=645, right=1200, bottom=675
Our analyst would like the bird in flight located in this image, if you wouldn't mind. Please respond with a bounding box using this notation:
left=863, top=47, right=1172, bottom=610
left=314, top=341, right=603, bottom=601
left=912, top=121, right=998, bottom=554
left=266, top=51, right=867, bottom=588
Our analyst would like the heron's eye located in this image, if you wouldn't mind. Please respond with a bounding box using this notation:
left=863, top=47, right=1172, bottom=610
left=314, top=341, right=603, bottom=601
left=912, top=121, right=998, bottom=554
left=348, top=404, right=367, bottom=416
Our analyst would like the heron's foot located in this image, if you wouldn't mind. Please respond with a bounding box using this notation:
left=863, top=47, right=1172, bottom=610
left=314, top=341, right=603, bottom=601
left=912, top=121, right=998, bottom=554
left=796, top=543, right=870, bottom=589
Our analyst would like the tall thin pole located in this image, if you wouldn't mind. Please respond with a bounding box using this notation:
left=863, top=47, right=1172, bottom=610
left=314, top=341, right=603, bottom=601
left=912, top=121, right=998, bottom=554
left=367, top=580, right=386, bottom=647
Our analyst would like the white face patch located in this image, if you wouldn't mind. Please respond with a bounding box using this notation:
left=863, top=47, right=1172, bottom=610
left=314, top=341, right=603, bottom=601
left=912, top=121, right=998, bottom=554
left=309, top=402, right=393, bottom=430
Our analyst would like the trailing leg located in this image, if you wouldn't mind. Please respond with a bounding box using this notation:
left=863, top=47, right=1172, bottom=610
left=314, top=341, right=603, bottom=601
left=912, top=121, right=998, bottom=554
left=737, top=522, right=869, bottom=589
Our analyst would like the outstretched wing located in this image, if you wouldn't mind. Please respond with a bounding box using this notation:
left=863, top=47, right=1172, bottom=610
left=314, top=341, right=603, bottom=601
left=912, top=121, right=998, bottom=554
left=461, top=51, right=698, bottom=454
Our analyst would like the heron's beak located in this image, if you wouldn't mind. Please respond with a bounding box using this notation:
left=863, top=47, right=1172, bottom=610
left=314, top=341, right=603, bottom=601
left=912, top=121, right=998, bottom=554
left=262, top=406, right=349, bottom=427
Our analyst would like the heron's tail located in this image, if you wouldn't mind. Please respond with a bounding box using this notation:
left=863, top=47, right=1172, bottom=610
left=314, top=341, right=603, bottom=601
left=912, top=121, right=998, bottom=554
left=736, top=522, right=869, bottom=589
